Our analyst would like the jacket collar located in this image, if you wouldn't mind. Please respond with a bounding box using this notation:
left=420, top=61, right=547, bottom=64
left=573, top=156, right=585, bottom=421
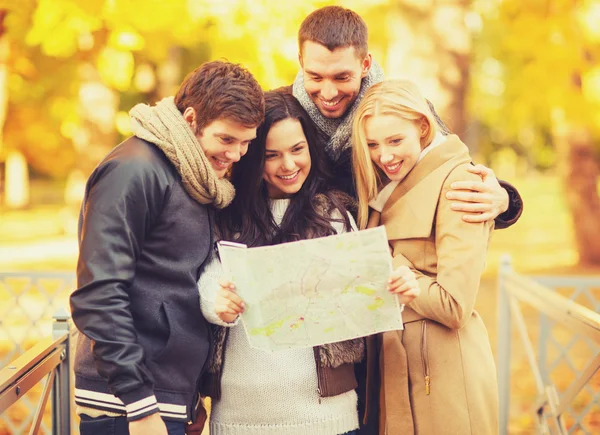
left=370, top=132, right=447, bottom=213
left=379, top=135, right=472, bottom=240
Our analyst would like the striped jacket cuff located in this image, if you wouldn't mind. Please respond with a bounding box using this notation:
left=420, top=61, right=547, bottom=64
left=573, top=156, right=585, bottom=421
left=119, top=389, right=160, bottom=422
left=74, top=388, right=189, bottom=421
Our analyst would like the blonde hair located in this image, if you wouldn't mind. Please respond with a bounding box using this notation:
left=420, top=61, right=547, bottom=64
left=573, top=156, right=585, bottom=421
left=352, top=79, right=438, bottom=229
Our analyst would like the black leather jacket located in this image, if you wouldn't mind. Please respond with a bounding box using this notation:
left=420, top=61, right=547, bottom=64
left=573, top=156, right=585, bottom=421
left=71, top=137, right=213, bottom=422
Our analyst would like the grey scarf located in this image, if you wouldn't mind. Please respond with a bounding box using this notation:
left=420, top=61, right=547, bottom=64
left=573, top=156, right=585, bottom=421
left=292, top=60, right=385, bottom=161
left=129, top=97, right=235, bottom=209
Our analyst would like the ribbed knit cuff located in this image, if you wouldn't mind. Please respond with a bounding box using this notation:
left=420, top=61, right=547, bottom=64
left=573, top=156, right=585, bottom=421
left=214, top=315, right=241, bottom=327
left=201, top=290, right=241, bottom=327
left=119, top=387, right=159, bottom=422
left=199, top=249, right=242, bottom=327
left=495, top=180, right=523, bottom=229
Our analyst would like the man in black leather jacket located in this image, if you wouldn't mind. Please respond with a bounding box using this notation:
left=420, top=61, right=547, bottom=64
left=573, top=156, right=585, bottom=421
left=70, top=61, right=264, bottom=435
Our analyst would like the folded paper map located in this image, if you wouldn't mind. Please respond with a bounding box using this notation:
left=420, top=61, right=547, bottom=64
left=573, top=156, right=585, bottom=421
left=218, top=226, right=403, bottom=352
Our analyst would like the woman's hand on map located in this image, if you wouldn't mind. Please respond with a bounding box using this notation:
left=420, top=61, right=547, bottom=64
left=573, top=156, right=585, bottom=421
left=388, top=265, right=420, bottom=305
left=215, top=280, right=246, bottom=324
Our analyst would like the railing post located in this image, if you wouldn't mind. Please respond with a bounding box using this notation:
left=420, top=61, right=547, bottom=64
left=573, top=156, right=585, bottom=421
left=52, top=308, right=71, bottom=435
left=498, top=254, right=512, bottom=435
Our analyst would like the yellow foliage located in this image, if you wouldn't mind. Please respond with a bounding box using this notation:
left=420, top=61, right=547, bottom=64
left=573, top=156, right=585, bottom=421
left=97, top=47, right=134, bottom=91
left=115, top=111, right=132, bottom=136
left=472, top=0, right=600, bottom=148
left=25, top=0, right=103, bottom=57
left=582, top=67, right=600, bottom=105
left=577, top=1, right=600, bottom=42
left=109, top=28, right=145, bottom=51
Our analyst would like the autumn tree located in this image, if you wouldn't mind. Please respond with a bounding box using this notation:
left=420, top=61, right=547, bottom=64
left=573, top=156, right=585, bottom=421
left=471, top=0, right=600, bottom=265
left=379, top=0, right=473, bottom=140
left=0, top=0, right=396, bottom=181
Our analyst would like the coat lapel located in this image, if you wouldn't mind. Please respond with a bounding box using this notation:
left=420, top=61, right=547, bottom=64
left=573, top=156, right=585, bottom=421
left=380, top=135, right=472, bottom=240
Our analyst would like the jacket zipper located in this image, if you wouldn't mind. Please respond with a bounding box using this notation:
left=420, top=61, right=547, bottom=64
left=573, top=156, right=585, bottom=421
left=421, top=320, right=430, bottom=395
left=313, top=347, right=323, bottom=404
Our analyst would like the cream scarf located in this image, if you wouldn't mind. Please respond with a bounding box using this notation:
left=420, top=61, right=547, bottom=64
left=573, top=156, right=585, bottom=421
left=292, top=60, right=385, bottom=161
left=129, top=97, right=235, bottom=209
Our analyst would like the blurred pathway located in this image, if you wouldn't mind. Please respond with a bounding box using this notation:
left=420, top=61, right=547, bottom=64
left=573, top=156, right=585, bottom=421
left=0, top=236, right=77, bottom=270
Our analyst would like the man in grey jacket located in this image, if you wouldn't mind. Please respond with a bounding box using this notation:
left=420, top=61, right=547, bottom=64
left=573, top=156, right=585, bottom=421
left=70, top=61, right=264, bottom=435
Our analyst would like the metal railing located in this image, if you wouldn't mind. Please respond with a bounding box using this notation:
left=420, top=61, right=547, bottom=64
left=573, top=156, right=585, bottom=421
left=2, top=259, right=598, bottom=433
left=497, top=255, right=600, bottom=434
left=0, top=271, right=76, bottom=433
left=0, top=311, right=73, bottom=435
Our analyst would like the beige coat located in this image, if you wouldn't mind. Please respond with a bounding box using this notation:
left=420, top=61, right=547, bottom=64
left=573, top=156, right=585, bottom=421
left=366, top=135, right=499, bottom=435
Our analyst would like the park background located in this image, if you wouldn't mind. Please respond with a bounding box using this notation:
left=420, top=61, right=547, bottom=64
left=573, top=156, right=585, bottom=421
left=0, top=0, right=599, bottom=433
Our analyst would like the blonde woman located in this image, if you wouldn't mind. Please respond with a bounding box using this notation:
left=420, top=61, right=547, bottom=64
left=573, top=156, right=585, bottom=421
left=352, top=80, right=498, bottom=435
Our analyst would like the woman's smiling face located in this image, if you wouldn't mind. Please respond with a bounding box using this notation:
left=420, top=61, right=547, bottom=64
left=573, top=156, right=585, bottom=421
left=262, top=118, right=312, bottom=199
left=364, top=114, right=426, bottom=182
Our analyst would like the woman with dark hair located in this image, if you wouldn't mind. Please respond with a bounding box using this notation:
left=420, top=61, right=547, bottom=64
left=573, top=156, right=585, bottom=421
left=218, top=90, right=352, bottom=247
left=196, top=91, right=419, bottom=435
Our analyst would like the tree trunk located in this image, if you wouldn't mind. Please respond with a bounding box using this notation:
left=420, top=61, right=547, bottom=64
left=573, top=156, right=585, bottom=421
left=553, top=112, right=600, bottom=266
left=0, top=9, right=8, bottom=152
left=384, top=1, right=472, bottom=146
left=157, top=46, right=183, bottom=99
left=562, top=133, right=600, bottom=266
left=74, top=63, right=118, bottom=177
left=0, top=10, right=11, bottom=205
left=433, top=1, right=471, bottom=139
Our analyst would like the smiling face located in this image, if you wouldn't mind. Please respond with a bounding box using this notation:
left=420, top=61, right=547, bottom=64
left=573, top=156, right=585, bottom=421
left=262, top=118, right=312, bottom=199
left=300, top=41, right=371, bottom=119
left=186, top=112, right=257, bottom=179
left=364, top=114, right=428, bottom=182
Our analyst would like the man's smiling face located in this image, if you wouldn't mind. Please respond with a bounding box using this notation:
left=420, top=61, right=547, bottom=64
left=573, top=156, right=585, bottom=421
left=196, top=118, right=256, bottom=178
left=300, top=40, right=371, bottom=119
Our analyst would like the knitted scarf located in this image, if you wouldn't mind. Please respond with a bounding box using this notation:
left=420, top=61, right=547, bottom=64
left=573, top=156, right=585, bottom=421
left=292, top=60, right=385, bottom=161
left=129, top=97, right=235, bottom=209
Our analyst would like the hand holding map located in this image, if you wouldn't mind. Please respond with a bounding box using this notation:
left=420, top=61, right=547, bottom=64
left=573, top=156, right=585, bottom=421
left=218, top=226, right=403, bottom=352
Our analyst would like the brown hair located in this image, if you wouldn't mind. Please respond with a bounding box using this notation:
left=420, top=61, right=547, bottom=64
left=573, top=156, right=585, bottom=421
left=174, top=60, right=265, bottom=133
left=298, top=6, right=368, bottom=59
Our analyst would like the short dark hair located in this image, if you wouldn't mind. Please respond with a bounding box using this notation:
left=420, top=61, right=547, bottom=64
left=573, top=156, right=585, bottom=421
left=174, top=60, right=265, bottom=133
left=298, top=6, right=368, bottom=59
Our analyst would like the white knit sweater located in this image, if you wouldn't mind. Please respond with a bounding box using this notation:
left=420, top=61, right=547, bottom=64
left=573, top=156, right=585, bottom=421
left=199, top=199, right=359, bottom=435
